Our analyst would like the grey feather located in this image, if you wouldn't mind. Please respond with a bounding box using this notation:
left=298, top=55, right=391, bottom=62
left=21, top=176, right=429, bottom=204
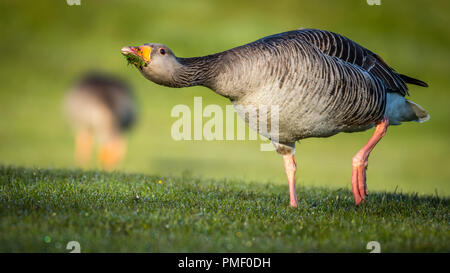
left=131, top=29, right=428, bottom=144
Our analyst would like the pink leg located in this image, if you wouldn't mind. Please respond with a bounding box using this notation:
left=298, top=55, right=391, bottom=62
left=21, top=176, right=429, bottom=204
left=352, top=116, right=389, bottom=205
left=283, top=154, right=298, bottom=207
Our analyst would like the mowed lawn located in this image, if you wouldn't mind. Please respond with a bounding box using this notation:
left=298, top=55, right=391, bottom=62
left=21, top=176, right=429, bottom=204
left=0, top=166, right=448, bottom=252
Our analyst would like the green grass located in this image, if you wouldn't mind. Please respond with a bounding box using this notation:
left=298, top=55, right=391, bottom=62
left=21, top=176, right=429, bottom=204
left=0, top=166, right=448, bottom=252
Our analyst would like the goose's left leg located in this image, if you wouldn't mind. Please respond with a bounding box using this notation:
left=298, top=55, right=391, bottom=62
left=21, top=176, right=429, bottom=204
left=283, top=154, right=298, bottom=207
left=98, top=134, right=127, bottom=171
left=274, top=142, right=298, bottom=208
left=352, top=116, right=389, bottom=205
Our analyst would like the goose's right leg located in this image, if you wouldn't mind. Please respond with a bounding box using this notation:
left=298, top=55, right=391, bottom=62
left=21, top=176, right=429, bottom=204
left=351, top=116, right=389, bottom=205
left=74, top=128, right=93, bottom=168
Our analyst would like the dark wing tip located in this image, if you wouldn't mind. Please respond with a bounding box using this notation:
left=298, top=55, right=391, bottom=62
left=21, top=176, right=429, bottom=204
left=399, top=74, right=428, bottom=87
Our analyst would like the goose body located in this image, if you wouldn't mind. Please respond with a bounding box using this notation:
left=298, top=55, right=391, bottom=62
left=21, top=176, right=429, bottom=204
left=122, top=28, right=429, bottom=206
left=65, top=73, right=136, bottom=170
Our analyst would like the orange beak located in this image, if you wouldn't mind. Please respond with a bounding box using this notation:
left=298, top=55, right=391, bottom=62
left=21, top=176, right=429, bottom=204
left=121, top=45, right=152, bottom=63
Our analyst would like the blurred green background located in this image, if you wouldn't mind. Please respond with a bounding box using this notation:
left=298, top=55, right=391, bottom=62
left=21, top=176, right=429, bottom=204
left=0, top=0, right=449, bottom=196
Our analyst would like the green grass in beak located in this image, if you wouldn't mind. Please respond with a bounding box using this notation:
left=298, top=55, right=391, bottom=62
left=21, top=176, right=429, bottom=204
left=123, top=53, right=146, bottom=69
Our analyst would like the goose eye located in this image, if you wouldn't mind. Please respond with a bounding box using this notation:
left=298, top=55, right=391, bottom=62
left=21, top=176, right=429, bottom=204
left=159, top=48, right=166, bottom=55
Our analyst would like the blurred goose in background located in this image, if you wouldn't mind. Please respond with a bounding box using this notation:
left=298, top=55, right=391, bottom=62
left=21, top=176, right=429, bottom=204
left=64, top=72, right=136, bottom=170
left=121, top=28, right=429, bottom=207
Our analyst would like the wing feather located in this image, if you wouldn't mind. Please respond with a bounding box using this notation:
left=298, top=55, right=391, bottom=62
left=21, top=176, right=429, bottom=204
left=295, top=29, right=427, bottom=96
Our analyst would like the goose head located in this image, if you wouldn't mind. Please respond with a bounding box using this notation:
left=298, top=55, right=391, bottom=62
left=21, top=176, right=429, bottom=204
left=121, top=43, right=183, bottom=87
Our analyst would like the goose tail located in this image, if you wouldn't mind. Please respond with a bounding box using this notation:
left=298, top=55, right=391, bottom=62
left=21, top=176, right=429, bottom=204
left=405, top=99, right=430, bottom=123
left=399, top=74, right=428, bottom=87
left=386, top=93, right=430, bottom=125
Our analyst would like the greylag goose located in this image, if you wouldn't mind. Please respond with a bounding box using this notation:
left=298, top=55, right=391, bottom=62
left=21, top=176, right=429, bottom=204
left=64, top=72, right=136, bottom=170
left=121, top=29, right=429, bottom=207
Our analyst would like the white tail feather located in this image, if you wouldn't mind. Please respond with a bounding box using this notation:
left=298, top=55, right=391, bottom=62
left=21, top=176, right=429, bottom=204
left=386, top=93, right=429, bottom=125
left=406, top=99, right=430, bottom=123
